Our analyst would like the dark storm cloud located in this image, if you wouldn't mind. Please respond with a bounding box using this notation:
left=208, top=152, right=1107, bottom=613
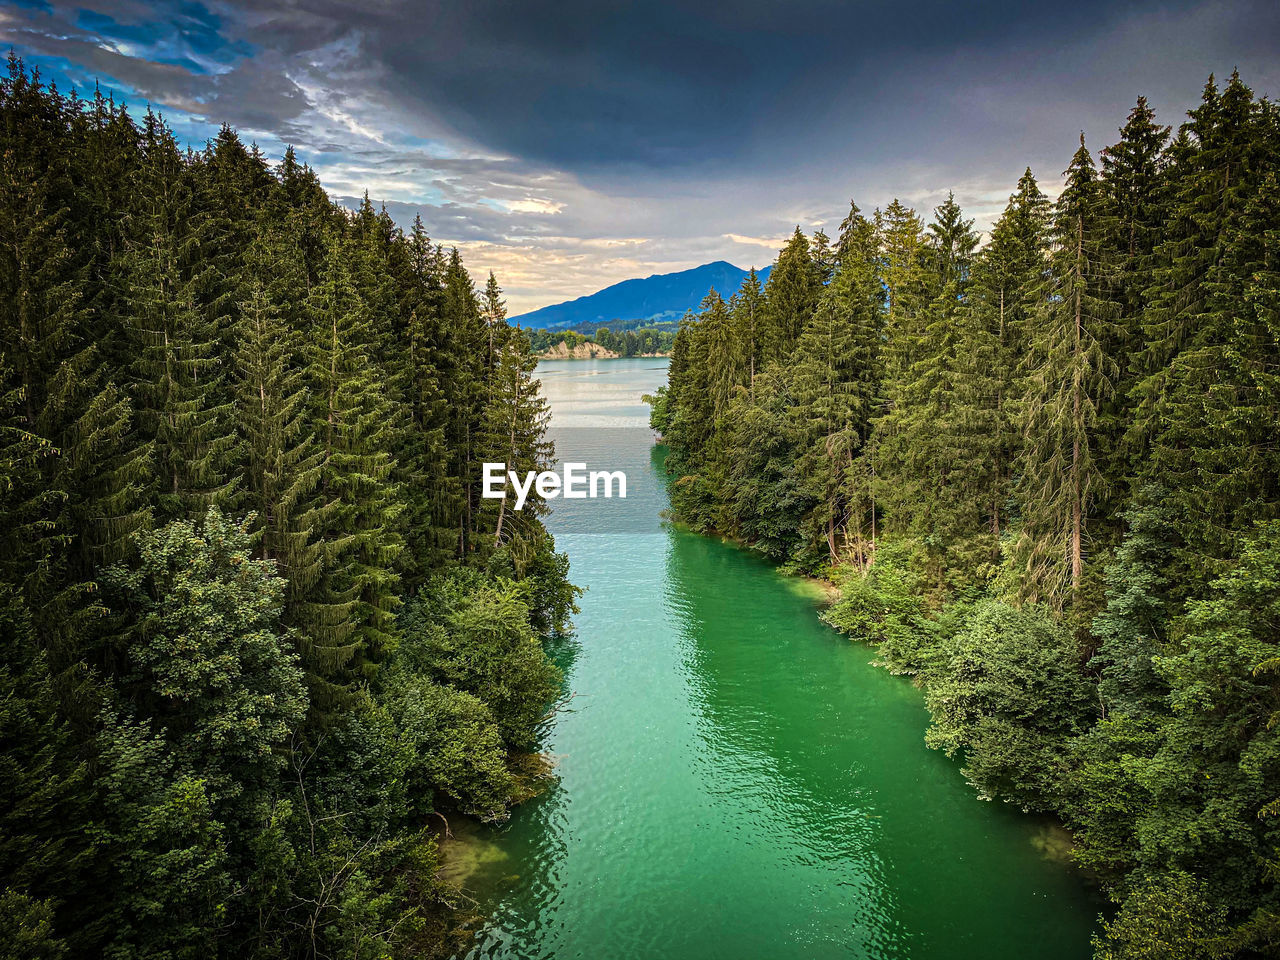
left=3, top=0, right=1278, bottom=313
left=301, top=0, right=1278, bottom=172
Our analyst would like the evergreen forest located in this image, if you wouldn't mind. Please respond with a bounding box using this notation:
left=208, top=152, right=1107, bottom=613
left=654, top=72, right=1280, bottom=959
left=526, top=324, right=675, bottom=357
left=0, top=60, right=576, bottom=960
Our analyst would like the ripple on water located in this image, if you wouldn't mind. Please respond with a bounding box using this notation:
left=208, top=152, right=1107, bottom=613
left=453, top=359, right=1099, bottom=960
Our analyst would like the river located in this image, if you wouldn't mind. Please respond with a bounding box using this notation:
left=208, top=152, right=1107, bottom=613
left=450, top=357, right=1100, bottom=959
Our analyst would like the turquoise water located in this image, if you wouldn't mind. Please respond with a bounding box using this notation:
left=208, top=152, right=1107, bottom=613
left=453, top=357, right=1099, bottom=959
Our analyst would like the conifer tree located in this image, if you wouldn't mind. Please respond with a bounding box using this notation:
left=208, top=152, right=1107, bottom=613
left=482, top=270, right=507, bottom=374
left=442, top=249, right=488, bottom=553
left=301, top=234, right=405, bottom=706
left=870, top=200, right=931, bottom=526
left=231, top=234, right=327, bottom=606
left=788, top=203, right=884, bottom=565
left=877, top=196, right=988, bottom=588
left=763, top=227, right=821, bottom=358
left=0, top=63, right=148, bottom=652
left=1132, top=73, right=1278, bottom=578
left=397, top=215, right=455, bottom=579
left=729, top=269, right=766, bottom=393
left=1096, top=98, right=1170, bottom=513
left=965, top=169, right=1051, bottom=537
left=700, top=290, right=741, bottom=419
left=1014, top=136, right=1116, bottom=609
left=482, top=327, right=553, bottom=567
left=123, top=112, right=236, bottom=522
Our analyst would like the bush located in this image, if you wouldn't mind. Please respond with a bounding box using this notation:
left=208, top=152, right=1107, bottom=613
left=923, top=600, right=1097, bottom=809
left=824, top=545, right=935, bottom=674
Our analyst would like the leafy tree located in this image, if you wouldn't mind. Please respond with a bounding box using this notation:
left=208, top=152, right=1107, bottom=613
left=924, top=600, right=1097, bottom=809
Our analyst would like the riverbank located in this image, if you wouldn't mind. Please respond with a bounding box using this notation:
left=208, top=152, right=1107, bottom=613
left=536, top=342, right=670, bottom=360
left=451, top=357, right=1098, bottom=960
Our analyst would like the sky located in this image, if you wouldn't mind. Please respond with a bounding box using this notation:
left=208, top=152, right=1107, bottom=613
left=3, top=0, right=1278, bottom=316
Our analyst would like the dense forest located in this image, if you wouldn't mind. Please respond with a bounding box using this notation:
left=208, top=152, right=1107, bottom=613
left=0, top=60, right=576, bottom=959
left=653, top=72, right=1280, bottom=958
left=527, top=324, right=674, bottom=357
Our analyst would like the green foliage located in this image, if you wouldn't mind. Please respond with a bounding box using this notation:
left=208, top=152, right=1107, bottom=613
left=104, top=510, right=308, bottom=812
left=1012, top=136, right=1117, bottom=609
left=922, top=601, right=1097, bottom=809
left=386, top=679, right=515, bottom=822
left=0, top=889, right=68, bottom=960
left=1092, top=871, right=1229, bottom=960
left=641, top=67, right=1280, bottom=960
left=530, top=324, right=675, bottom=357
left=0, top=61, right=575, bottom=958
left=400, top=570, right=562, bottom=752
left=1092, top=487, right=1180, bottom=716
left=823, top=545, right=933, bottom=674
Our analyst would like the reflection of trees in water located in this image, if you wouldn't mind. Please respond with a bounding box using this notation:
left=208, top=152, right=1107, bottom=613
left=455, top=632, right=579, bottom=958
left=660, top=527, right=908, bottom=960
left=457, top=773, right=573, bottom=960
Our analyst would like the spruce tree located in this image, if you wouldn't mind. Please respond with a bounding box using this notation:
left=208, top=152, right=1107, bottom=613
left=1096, top=97, right=1170, bottom=516
left=1013, top=136, right=1116, bottom=609
left=397, top=215, right=455, bottom=579
left=300, top=233, right=405, bottom=708
left=0, top=63, right=148, bottom=653
left=231, top=233, right=327, bottom=613
left=729, top=269, right=766, bottom=393
left=122, top=112, right=236, bottom=522
left=1132, top=73, right=1278, bottom=580
left=482, top=326, right=553, bottom=568
left=965, top=169, right=1051, bottom=537
left=877, top=196, right=988, bottom=589
left=788, top=203, right=884, bottom=565
left=441, top=249, right=488, bottom=554
left=763, top=227, right=821, bottom=358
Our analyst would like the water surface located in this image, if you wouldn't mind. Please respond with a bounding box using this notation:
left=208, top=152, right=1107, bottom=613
left=456, top=357, right=1098, bottom=959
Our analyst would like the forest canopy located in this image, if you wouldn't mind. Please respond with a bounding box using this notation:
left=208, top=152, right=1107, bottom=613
left=655, top=72, right=1280, bottom=959
left=0, top=58, right=576, bottom=960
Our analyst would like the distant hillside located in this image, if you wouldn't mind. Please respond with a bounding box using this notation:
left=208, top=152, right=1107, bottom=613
left=512, top=260, right=772, bottom=329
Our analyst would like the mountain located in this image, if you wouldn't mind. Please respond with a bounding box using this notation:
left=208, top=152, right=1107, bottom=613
left=511, top=260, right=773, bottom=329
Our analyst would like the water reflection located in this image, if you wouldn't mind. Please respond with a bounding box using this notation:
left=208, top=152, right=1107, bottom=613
left=451, top=359, right=1098, bottom=960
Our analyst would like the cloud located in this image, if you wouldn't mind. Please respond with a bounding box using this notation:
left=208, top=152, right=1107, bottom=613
left=4, top=0, right=1277, bottom=313
left=726, top=233, right=791, bottom=249
left=502, top=198, right=566, bottom=215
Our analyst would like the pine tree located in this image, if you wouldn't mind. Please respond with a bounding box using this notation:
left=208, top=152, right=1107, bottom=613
left=397, top=215, right=455, bottom=579
left=729, top=269, right=766, bottom=393
left=1013, top=136, right=1116, bottom=609
left=877, top=196, right=989, bottom=589
left=300, top=233, right=405, bottom=708
left=966, top=169, right=1051, bottom=538
left=1131, top=73, right=1278, bottom=580
left=788, top=203, right=883, bottom=566
left=122, top=113, right=236, bottom=522
left=0, top=62, right=148, bottom=654
left=482, top=270, right=506, bottom=375
left=482, top=326, right=553, bottom=568
left=928, top=191, right=979, bottom=286
left=441, top=249, right=488, bottom=554
left=700, top=289, right=741, bottom=419
left=1096, top=97, right=1170, bottom=516
left=870, top=200, right=932, bottom=527
left=231, top=233, right=327, bottom=614
left=762, top=227, right=821, bottom=358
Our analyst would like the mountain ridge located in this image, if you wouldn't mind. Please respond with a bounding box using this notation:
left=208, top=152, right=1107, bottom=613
left=512, top=260, right=773, bottom=329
